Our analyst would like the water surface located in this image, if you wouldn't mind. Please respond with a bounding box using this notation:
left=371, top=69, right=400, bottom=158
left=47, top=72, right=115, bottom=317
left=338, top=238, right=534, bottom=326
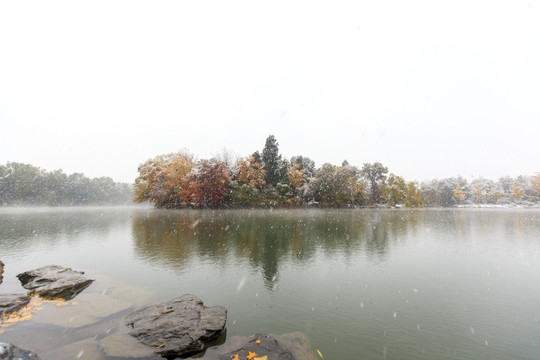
left=1, top=207, right=539, bottom=359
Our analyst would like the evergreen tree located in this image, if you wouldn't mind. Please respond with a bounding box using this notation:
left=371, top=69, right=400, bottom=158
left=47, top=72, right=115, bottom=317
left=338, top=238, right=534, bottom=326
left=261, top=135, right=282, bottom=187
left=251, top=151, right=262, bottom=165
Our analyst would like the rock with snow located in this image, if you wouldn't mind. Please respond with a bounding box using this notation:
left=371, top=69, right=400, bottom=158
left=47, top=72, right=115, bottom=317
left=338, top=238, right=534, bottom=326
left=16, top=265, right=94, bottom=300
left=123, top=294, right=227, bottom=357
left=0, top=343, right=40, bottom=360
left=0, top=294, right=31, bottom=316
left=201, top=332, right=318, bottom=360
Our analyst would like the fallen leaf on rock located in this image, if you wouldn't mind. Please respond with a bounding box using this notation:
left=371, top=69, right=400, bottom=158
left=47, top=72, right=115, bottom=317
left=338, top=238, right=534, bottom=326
left=246, top=351, right=257, bottom=360
left=317, top=349, right=323, bottom=358
left=254, top=356, right=267, bottom=360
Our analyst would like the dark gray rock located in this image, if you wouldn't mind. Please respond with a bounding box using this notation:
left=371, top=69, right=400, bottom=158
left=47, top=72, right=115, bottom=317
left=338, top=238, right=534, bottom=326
left=202, top=332, right=318, bottom=360
left=0, top=343, right=40, bottom=360
left=123, top=294, right=227, bottom=357
left=16, top=265, right=94, bottom=300
left=0, top=294, right=31, bottom=316
left=213, top=334, right=295, bottom=360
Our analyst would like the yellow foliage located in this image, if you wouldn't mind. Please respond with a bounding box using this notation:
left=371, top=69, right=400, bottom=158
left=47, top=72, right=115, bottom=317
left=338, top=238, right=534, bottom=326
left=532, top=173, right=540, bottom=199
left=454, top=184, right=466, bottom=202
left=511, top=180, right=524, bottom=200
left=134, top=150, right=195, bottom=207
left=287, top=163, right=305, bottom=190
left=236, top=156, right=266, bottom=191
left=1, top=296, right=78, bottom=333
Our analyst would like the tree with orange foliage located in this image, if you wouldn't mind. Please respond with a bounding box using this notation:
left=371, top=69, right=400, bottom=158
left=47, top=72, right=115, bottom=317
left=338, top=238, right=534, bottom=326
left=134, top=150, right=195, bottom=207
left=235, top=156, right=266, bottom=191
left=287, top=163, right=305, bottom=195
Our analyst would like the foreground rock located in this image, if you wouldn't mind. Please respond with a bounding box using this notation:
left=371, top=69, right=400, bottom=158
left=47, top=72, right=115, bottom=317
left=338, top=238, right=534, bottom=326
left=16, top=265, right=94, bottom=300
left=201, top=332, right=318, bottom=360
left=0, top=343, right=40, bottom=360
left=123, top=294, right=227, bottom=357
left=0, top=294, right=31, bottom=316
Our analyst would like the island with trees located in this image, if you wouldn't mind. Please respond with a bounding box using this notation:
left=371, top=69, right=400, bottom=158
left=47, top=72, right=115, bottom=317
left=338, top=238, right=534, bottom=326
left=133, top=135, right=540, bottom=209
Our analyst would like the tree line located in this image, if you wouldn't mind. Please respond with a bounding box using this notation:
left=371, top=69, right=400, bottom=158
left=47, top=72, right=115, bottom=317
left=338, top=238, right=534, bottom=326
left=0, top=162, right=133, bottom=206
left=134, top=135, right=424, bottom=208
left=4, top=136, right=538, bottom=208
left=421, top=175, right=540, bottom=207
left=134, top=135, right=540, bottom=209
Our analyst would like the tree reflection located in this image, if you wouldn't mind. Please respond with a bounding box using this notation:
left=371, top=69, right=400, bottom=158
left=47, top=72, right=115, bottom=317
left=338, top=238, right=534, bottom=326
left=131, top=209, right=425, bottom=290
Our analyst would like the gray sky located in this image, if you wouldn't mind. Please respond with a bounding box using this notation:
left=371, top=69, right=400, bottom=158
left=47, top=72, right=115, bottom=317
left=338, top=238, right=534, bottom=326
left=1, top=0, right=539, bottom=184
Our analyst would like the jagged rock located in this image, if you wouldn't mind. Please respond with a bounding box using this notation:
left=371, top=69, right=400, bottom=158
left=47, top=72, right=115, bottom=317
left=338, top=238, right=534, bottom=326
left=16, top=265, right=94, bottom=300
left=123, top=294, right=227, bottom=357
left=0, top=343, right=40, bottom=360
left=202, top=332, right=318, bottom=360
left=0, top=294, right=31, bottom=316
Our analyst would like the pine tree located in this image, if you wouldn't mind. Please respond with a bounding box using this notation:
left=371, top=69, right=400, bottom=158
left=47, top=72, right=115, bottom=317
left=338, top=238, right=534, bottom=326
left=261, top=135, right=282, bottom=187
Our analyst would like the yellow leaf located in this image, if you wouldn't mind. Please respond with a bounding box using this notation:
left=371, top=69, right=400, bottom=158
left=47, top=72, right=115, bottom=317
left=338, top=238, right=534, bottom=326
left=232, top=354, right=240, bottom=360
left=246, top=351, right=257, bottom=360
left=156, top=343, right=166, bottom=349
left=254, top=356, right=267, bottom=360
left=255, top=340, right=261, bottom=344
left=317, top=349, right=323, bottom=358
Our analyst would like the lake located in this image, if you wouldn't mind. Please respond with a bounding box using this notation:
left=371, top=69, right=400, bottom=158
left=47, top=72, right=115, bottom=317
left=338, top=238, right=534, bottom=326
left=1, top=207, right=539, bottom=359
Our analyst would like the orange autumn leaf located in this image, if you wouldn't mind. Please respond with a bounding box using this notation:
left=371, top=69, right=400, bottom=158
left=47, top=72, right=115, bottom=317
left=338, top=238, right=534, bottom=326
left=254, top=356, right=267, bottom=360
left=232, top=354, right=240, bottom=360
left=246, top=351, right=257, bottom=360
left=255, top=340, right=261, bottom=344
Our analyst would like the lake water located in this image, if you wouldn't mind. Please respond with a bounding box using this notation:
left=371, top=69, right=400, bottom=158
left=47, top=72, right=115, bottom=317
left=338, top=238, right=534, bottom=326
left=1, top=207, right=540, bottom=359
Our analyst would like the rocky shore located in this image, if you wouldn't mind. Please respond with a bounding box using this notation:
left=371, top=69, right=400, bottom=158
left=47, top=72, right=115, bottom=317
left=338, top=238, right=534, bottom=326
left=0, top=262, right=318, bottom=360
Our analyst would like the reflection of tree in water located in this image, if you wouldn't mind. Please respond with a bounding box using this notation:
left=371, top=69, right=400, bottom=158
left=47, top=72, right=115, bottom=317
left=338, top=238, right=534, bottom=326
left=131, top=209, right=424, bottom=290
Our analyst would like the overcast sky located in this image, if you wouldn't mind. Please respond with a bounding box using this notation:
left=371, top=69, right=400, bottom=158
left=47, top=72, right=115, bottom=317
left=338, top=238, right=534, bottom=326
left=1, top=0, right=539, bottom=184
